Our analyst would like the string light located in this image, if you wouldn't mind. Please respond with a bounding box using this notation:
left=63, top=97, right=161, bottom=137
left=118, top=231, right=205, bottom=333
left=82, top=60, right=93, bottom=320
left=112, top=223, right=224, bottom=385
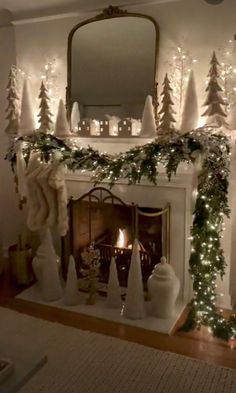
left=167, top=45, right=197, bottom=121
left=218, top=36, right=236, bottom=112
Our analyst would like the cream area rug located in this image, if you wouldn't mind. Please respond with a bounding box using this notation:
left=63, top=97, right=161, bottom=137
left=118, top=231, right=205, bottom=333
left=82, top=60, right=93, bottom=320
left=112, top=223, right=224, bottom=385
left=0, top=307, right=235, bottom=393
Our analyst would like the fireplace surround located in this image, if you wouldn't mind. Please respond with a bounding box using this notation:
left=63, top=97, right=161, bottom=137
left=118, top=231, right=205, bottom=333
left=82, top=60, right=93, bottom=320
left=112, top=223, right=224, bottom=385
left=63, top=158, right=196, bottom=304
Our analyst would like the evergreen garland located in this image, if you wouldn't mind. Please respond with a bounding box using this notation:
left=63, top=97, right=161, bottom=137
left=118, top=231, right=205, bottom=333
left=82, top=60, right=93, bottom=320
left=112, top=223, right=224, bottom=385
left=5, top=129, right=236, bottom=342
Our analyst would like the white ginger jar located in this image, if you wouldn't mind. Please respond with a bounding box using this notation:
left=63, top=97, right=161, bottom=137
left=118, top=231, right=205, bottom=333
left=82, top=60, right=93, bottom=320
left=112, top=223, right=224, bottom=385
left=147, top=257, right=180, bottom=318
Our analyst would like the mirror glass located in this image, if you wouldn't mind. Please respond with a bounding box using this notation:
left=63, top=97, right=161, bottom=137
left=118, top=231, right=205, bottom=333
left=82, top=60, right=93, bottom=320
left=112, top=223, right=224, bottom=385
left=70, top=16, right=157, bottom=119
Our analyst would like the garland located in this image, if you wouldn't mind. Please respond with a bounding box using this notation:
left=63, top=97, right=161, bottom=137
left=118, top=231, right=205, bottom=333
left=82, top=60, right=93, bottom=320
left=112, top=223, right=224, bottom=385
left=6, top=129, right=236, bottom=342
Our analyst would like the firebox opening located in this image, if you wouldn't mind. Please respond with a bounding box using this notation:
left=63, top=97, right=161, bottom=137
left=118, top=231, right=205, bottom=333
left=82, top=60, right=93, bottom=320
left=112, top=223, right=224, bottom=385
left=62, top=188, right=169, bottom=294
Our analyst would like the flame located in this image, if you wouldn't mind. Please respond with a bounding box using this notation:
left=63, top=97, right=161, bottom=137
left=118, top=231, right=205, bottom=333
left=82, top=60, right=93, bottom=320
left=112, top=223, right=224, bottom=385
left=116, top=228, right=126, bottom=248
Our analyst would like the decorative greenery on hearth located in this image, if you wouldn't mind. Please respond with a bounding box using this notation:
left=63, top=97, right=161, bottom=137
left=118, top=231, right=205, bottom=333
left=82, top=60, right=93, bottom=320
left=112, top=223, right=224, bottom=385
left=5, top=128, right=236, bottom=342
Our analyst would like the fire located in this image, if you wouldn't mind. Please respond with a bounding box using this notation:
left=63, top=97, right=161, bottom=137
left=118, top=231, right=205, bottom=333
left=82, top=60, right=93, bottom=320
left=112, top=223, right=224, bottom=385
left=116, top=228, right=126, bottom=248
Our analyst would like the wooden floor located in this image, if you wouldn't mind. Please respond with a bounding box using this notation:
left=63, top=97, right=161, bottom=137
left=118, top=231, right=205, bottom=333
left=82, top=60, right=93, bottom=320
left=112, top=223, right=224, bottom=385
left=0, top=271, right=235, bottom=370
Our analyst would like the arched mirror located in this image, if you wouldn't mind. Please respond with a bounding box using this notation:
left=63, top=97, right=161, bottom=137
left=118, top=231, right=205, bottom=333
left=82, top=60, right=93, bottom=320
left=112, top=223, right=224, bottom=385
left=67, top=6, right=159, bottom=134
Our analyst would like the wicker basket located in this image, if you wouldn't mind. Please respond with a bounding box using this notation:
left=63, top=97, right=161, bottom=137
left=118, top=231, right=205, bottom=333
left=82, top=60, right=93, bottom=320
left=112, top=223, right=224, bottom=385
left=8, top=245, right=33, bottom=285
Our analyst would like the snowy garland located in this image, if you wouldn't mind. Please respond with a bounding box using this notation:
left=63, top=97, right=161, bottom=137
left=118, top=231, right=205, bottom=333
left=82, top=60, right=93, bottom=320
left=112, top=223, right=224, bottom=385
left=5, top=128, right=236, bottom=342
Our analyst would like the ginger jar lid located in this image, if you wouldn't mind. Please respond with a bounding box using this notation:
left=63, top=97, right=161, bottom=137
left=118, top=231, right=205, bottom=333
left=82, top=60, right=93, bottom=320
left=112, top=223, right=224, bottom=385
left=152, top=257, right=175, bottom=279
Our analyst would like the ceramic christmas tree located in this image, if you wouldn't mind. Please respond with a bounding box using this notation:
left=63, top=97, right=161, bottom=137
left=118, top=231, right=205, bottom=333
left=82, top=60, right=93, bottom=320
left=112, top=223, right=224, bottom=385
left=202, top=51, right=227, bottom=127
left=5, top=66, right=20, bottom=136
left=64, top=255, right=79, bottom=306
left=123, top=239, right=145, bottom=320
left=106, top=256, right=122, bottom=309
left=54, top=99, right=71, bottom=138
left=157, top=74, right=177, bottom=138
left=139, top=95, right=157, bottom=137
left=180, top=70, right=199, bottom=133
left=19, top=78, right=36, bottom=136
left=37, top=81, right=53, bottom=133
left=71, top=101, right=80, bottom=132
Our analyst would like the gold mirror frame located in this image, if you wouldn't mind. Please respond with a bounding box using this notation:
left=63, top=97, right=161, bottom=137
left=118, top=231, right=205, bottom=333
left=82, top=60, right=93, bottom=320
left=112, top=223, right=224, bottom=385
left=67, top=5, right=159, bottom=119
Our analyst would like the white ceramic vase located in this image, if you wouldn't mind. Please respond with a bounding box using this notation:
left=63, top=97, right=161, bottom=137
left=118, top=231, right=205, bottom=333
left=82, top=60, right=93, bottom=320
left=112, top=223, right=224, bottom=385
left=147, top=257, right=180, bottom=319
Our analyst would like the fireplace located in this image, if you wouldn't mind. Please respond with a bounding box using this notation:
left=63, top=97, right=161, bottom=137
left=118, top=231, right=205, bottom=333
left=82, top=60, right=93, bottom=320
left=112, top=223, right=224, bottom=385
left=61, top=187, right=170, bottom=293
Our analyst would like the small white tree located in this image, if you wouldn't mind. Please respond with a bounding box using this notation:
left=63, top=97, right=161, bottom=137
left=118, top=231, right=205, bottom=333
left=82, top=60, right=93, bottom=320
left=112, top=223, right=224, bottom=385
left=71, top=101, right=80, bottom=132
left=37, top=81, right=53, bottom=133
left=157, top=74, right=177, bottom=136
left=140, top=95, right=157, bottom=137
left=180, top=70, right=199, bottom=133
left=54, top=99, right=71, bottom=138
left=64, top=255, right=79, bottom=306
left=106, top=256, right=122, bottom=309
left=5, top=66, right=20, bottom=136
left=19, top=79, right=36, bottom=136
left=123, top=239, right=145, bottom=320
left=202, top=51, right=227, bottom=127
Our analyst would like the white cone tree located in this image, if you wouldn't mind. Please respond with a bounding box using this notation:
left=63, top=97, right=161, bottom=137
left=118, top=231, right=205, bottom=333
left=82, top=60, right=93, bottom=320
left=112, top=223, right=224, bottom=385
left=5, top=66, right=20, bottom=136
left=71, top=101, right=80, bottom=132
left=157, top=74, right=177, bottom=137
left=19, top=79, right=36, bottom=136
left=54, top=99, right=71, bottom=138
left=32, top=228, right=62, bottom=301
left=202, top=51, right=227, bottom=127
left=64, top=255, right=79, bottom=306
left=180, top=70, right=199, bottom=133
left=37, top=81, right=53, bottom=133
left=106, top=256, right=122, bottom=309
left=140, top=95, right=157, bottom=137
left=123, top=239, right=145, bottom=320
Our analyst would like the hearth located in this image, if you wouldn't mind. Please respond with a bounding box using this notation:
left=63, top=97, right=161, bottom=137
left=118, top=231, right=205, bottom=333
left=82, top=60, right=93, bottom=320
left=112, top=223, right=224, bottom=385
left=62, top=187, right=170, bottom=293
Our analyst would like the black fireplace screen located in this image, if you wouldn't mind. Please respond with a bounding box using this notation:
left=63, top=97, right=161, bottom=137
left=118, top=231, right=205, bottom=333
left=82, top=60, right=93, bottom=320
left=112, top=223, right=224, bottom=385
left=61, top=187, right=170, bottom=292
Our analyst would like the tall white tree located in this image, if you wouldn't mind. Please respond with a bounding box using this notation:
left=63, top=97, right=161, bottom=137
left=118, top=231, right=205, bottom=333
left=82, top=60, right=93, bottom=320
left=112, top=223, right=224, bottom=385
left=123, top=239, right=145, bottom=320
left=19, top=79, right=36, bottom=136
left=139, top=95, right=156, bottom=137
left=106, top=256, right=122, bottom=309
left=54, top=99, right=71, bottom=138
left=37, top=81, right=53, bottom=133
left=157, top=74, right=177, bottom=136
left=180, top=70, right=199, bottom=133
left=5, top=66, right=20, bottom=136
left=64, top=255, right=79, bottom=306
left=202, top=51, right=227, bottom=127
left=71, top=101, right=80, bottom=132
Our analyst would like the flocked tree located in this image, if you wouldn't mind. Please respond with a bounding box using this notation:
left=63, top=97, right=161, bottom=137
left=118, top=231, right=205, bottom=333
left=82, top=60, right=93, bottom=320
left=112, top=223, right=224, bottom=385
left=157, top=73, right=177, bottom=137
left=202, top=51, right=227, bottom=127
left=37, top=81, right=53, bottom=133
left=5, top=65, right=20, bottom=136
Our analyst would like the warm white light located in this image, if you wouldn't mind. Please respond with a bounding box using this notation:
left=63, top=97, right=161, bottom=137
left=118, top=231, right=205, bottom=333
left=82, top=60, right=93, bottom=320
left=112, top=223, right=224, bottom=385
left=116, top=229, right=126, bottom=248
